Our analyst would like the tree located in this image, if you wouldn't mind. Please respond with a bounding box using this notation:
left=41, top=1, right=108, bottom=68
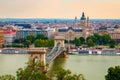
left=34, top=39, right=54, bottom=47
left=87, top=39, right=95, bottom=47
left=102, top=34, right=111, bottom=45
left=0, top=74, right=16, bottom=80
left=14, top=39, right=19, bottom=43
left=109, top=44, right=115, bottom=48
left=109, top=39, right=116, bottom=48
left=109, top=39, right=116, bottom=45
left=36, top=34, right=48, bottom=40
left=79, top=37, right=85, bottom=44
left=34, top=39, right=41, bottom=47
left=105, top=66, right=120, bottom=80
left=25, top=40, right=31, bottom=48
left=94, top=33, right=101, bottom=44
left=86, top=36, right=96, bottom=45
left=74, top=38, right=81, bottom=47
left=86, top=33, right=115, bottom=46
left=16, top=58, right=48, bottom=80
left=26, top=35, right=35, bottom=43
left=70, top=40, right=74, bottom=44
left=14, top=38, right=24, bottom=44
left=54, top=67, right=85, bottom=80
left=16, top=67, right=47, bottom=80
left=65, top=40, right=68, bottom=43
left=47, top=39, right=54, bottom=47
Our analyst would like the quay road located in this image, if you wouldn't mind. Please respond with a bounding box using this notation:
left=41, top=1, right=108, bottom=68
left=0, top=48, right=28, bottom=54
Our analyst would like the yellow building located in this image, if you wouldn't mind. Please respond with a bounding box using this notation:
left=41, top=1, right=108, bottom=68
left=0, top=30, right=4, bottom=47
left=55, top=12, right=89, bottom=41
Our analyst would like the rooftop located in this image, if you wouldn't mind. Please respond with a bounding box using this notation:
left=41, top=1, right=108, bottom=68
left=58, top=27, right=82, bottom=32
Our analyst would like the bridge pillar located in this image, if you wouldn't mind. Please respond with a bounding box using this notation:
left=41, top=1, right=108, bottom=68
left=54, top=36, right=68, bottom=58
left=28, top=48, right=47, bottom=72
left=54, top=36, right=65, bottom=48
left=41, top=53, right=46, bottom=65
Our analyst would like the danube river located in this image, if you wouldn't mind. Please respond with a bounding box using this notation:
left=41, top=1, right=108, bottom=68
left=0, top=54, right=120, bottom=80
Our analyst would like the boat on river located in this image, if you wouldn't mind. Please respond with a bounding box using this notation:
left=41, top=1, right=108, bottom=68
left=68, top=49, right=79, bottom=54
left=79, top=50, right=89, bottom=54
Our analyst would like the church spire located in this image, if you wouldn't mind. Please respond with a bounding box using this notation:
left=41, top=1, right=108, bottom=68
left=87, top=16, right=89, bottom=27
left=81, top=12, right=86, bottom=20
left=75, top=16, right=77, bottom=23
left=74, top=16, right=78, bottom=28
left=82, top=12, right=85, bottom=17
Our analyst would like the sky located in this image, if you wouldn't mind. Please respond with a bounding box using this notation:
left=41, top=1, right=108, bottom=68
left=0, top=0, right=120, bottom=19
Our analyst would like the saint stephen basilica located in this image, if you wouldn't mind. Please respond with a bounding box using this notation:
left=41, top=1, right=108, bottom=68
left=55, top=12, right=92, bottom=41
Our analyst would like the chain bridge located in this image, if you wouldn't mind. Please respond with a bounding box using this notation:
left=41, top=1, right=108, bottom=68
left=28, top=36, right=68, bottom=71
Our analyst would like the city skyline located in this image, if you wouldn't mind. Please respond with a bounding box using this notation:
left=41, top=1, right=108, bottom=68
left=0, top=0, right=120, bottom=19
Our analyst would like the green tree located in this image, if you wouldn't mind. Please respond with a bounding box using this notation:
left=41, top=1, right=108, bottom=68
left=87, top=36, right=96, bottom=45
left=109, top=44, right=115, bottom=48
left=14, top=39, right=19, bottom=43
left=109, top=39, right=116, bottom=45
left=26, top=35, right=35, bottom=43
left=34, top=39, right=41, bottom=47
left=36, top=34, right=48, bottom=40
left=74, top=38, right=81, bottom=47
left=109, top=39, right=116, bottom=48
left=25, top=40, right=31, bottom=48
left=16, top=67, right=47, bottom=80
left=12, top=44, right=24, bottom=48
left=105, top=66, right=120, bottom=80
left=86, top=33, right=115, bottom=46
left=16, top=58, right=47, bottom=80
left=87, top=39, right=95, bottom=47
left=102, top=34, right=111, bottom=45
left=79, top=37, right=85, bottom=44
left=47, top=39, right=54, bottom=47
left=70, top=40, right=74, bottom=44
left=54, top=67, right=85, bottom=80
left=94, top=33, right=101, bottom=44
left=14, top=38, right=24, bottom=44
left=34, top=39, right=54, bottom=47
left=0, top=74, right=16, bottom=80
left=65, top=40, right=68, bottom=43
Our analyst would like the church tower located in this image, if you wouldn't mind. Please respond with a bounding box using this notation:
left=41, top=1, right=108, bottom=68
left=80, top=12, right=87, bottom=28
left=80, top=12, right=89, bottom=39
left=87, top=16, right=89, bottom=27
left=73, top=16, right=78, bottom=29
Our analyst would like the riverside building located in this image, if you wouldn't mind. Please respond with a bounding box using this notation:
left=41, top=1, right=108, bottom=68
left=0, top=30, right=4, bottom=47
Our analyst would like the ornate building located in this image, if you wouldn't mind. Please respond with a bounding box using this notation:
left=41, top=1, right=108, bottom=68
left=55, top=12, right=90, bottom=41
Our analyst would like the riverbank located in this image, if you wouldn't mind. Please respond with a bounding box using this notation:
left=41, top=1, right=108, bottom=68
left=68, top=48, right=120, bottom=55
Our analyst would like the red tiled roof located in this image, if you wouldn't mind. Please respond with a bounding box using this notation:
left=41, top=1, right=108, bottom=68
left=4, top=30, right=16, bottom=34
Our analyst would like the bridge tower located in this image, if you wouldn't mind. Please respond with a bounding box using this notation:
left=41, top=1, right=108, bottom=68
left=27, top=48, right=47, bottom=72
left=54, top=36, right=65, bottom=48
left=54, top=36, right=67, bottom=58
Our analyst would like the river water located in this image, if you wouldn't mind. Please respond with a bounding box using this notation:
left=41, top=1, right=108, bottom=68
left=0, top=54, right=120, bottom=80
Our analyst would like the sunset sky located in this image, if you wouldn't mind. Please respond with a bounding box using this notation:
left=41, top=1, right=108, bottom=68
left=0, top=0, right=120, bottom=19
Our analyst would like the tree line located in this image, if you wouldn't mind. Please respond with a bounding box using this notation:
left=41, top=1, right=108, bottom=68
left=8, top=34, right=54, bottom=48
left=65, top=33, right=116, bottom=48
